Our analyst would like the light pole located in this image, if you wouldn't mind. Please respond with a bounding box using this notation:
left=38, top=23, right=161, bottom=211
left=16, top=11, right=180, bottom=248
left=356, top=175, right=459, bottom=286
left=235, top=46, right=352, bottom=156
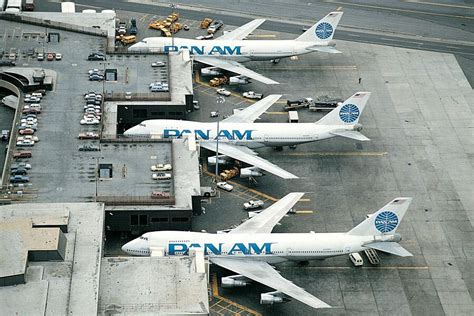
left=215, top=96, right=225, bottom=182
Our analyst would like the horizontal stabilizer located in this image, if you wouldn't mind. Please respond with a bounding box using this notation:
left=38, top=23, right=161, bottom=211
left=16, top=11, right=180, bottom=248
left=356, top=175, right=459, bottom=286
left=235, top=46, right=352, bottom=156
left=366, top=242, right=413, bottom=257
left=307, top=46, right=342, bottom=54
left=330, top=130, right=370, bottom=141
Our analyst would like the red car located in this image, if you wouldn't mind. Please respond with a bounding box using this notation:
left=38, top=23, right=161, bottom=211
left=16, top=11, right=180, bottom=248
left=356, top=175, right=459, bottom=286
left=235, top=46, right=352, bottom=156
left=47, top=53, right=55, bottom=61
left=19, top=128, right=35, bottom=135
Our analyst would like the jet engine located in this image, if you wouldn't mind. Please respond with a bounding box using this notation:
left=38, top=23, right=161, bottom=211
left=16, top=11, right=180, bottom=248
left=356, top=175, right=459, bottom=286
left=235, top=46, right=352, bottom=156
left=260, top=291, right=289, bottom=305
left=207, top=155, right=232, bottom=165
left=221, top=275, right=251, bottom=288
left=201, top=67, right=222, bottom=76
left=353, top=123, right=363, bottom=132
left=229, top=75, right=250, bottom=85
left=240, top=166, right=263, bottom=178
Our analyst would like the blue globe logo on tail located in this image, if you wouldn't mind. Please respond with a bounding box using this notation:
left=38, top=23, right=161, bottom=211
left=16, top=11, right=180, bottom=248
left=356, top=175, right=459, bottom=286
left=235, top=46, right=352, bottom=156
left=375, top=211, right=399, bottom=233
left=339, top=104, right=360, bottom=123
left=315, top=22, right=333, bottom=40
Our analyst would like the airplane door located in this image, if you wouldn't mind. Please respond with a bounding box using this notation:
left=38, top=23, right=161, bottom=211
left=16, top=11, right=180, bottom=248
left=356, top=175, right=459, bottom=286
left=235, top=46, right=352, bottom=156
left=264, top=134, right=270, bottom=143
left=286, top=248, right=292, bottom=256
left=344, top=246, right=351, bottom=254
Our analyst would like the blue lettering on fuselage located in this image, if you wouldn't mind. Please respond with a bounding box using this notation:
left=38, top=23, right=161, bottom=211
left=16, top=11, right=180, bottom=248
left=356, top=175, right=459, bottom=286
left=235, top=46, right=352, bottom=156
left=164, top=129, right=253, bottom=141
left=168, top=242, right=273, bottom=255
left=164, top=45, right=242, bottom=56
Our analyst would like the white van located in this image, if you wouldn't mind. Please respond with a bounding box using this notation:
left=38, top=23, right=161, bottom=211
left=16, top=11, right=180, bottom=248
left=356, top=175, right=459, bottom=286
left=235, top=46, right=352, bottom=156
left=349, top=252, right=364, bottom=267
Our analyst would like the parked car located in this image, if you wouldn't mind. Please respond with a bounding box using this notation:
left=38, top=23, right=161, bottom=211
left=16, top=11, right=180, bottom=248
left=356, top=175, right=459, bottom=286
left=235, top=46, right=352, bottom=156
left=151, top=61, right=165, bottom=67
left=151, top=191, right=171, bottom=199
left=84, top=91, right=99, bottom=98
left=152, top=172, right=172, bottom=180
left=216, top=181, right=233, bottom=191
left=78, top=144, right=100, bottom=151
left=150, top=163, right=172, bottom=171
left=88, top=69, right=102, bottom=75
left=10, top=175, right=29, bottom=183
left=11, top=162, right=32, bottom=170
left=78, top=132, right=100, bottom=139
left=19, top=124, right=37, bottom=131
left=129, top=18, right=138, bottom=35
left=11, top=167, right=28, bottom=176
left=47, top=53, right=55, bottom=61
left=217, top=88, right=231, bottom=96
left=80, top=118, right=100, bottom=125
left=89, top=74, right=104, bottom=81
left=183, top=24, right=190, bottom=31
left=18, top=136, right=39, bottom=142
left=55, top=53, right=62, bottom=60
left=88, top=53, right=106, bottom=61
left=16, top=139, right=35, bottom=147
left=0, top=60, right=16, bottom=66
left=22, top=108, right=41, bottom=114
left=20, top=118, right=38, bottom=124
left=25, top=93, right=42, bottom=99
left=243, top=200, right=265, bottom=210
left=210, top=111, right=219, bottom=118
left=13, top=151, right=32, bottom=159
left=37, top=53, right=44, bottom=61
left=24, top=96, right=41, bottom=103
left=19, top=128, right=35, bottom=135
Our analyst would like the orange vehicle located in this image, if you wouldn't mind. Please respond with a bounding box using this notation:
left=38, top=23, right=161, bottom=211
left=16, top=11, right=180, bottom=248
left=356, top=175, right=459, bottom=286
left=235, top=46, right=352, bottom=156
left=200, top=18, right=212, bottom=29
left=209, top=76, right=228, bottom=87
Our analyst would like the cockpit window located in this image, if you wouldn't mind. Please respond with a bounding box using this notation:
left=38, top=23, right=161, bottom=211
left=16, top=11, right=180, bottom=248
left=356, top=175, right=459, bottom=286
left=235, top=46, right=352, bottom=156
left=139, top=123, right=146, bottom=127
left=141, top=40, right=147, bottom=44
left=139, top=236, right=148, bottom=241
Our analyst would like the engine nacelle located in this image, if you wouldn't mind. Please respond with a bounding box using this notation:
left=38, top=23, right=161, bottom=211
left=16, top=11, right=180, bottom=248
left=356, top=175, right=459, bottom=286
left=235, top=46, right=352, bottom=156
left=353, top=123, right=363, bottom=132
left=207, top=155, right=231, bottom=165
left=201, top=67, right=222, bottom=76
left=260, top=291, right=288, bottom=305
left=240, top=166, right=263, bottom=178
left=221, top=275, right=251, bottom=288
left=229, top=75, right=250, bottom=85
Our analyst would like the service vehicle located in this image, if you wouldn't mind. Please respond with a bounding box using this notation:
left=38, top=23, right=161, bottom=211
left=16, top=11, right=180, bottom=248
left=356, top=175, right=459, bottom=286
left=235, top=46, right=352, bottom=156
left=78, top=132, right=100, bottom=139
left=78, top=144, right=100, bottom=151
left=349, top=252, right=364, bottom=267
left=216, top=88, right=231, bottom=96
left=150, top=163, right=172, bottom=171
left=129, top=18, right=138, bottom=35
left=200, top=186, right=217, bottom=197
left=210, top=111, right=219, bottom=118
left=216, top=181, right=233, bottom=192
left=220, top=167, right=239, bottom=181
left=243, top=91, right=263, bottom=100
left=116, top=35, right=136, bottom=45
left=308, top=96, right=343, bottom=112
left=183, top=24, right=189, bottom=31
left=200, top=18, right=213, bottom=29
left=195, top=34, right=214, bottom=40
left=207, top=20, right=223, bottom=34
left=288, top=111, right=299, bottom=123
left=284, top=97, right=314, bottom=111
left=209, top=76, right=228, bottom=87
left=152, top=172, right=172, bottom=180
left=243, top=200, right=265, bottom=210
left=10, top=175, right=30, bottom=183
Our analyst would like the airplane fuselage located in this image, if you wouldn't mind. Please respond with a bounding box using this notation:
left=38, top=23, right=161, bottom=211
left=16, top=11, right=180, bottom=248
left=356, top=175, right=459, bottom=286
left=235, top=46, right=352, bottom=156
left=129, top=38, right=321, bottom=61
left=122, top=231, right=389, bottom=263
left=125, top=120, right=354, bottom=148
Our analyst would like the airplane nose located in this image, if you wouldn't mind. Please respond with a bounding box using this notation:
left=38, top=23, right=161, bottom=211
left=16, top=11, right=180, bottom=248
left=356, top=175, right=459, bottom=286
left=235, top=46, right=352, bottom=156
left=121, top=242, right=131, bottom=253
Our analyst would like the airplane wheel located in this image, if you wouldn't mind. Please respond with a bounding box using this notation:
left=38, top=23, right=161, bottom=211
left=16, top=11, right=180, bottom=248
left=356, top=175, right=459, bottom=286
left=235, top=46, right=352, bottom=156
left=289, top=145, right=297, bottom=149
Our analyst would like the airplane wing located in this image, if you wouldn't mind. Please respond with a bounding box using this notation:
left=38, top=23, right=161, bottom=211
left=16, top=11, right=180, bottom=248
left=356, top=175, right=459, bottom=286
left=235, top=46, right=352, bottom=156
left=222, top=95, right=282, bottom=123
left=217, top=19, right=266, bottom=41
left=200, top=142, right=298, bottom=179
left=210, top=258, right=331, bottom=309
left=229, top=192, right=304, bottom=234
left=194, top=56, right=279, bottom=85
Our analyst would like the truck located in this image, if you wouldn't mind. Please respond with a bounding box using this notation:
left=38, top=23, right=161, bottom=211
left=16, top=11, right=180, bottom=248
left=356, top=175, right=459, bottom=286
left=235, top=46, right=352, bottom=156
left=284, top=98, right=314, bottom=111
left=243, top=200, right=264, bottom=210
left=220, top=167, right=239, bottom=181
left=116, top=22, right=127, bottom=35
left=129, top=18, right=138, bottom=35
left=200, top=18, right=213, bottom=29
left=200, top=186, right=217, bottom=198
left=209, top=76, right=228, bottom=87
left=243, top=91, right=263, bottom=100
left=116, top=35, right=136, bottom=45
left=308, top=95, right=343, bottom=112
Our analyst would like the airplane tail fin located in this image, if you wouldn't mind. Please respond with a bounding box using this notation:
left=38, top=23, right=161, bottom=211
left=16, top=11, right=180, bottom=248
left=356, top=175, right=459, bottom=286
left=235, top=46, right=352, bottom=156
left=347, top=197, right=412, bottom=236
left=315, top=92, right=371, bottom=126
left=296, top=11, right=343, bottom=43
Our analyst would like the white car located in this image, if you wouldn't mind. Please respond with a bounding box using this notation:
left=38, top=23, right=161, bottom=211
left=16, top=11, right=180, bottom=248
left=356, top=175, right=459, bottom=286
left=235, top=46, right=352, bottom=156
left=20, top=118, right=38, bottom=124
left=88, top=69, right=101, bottom=75
left=17, top=136, right=39, bottom=142
left=243, top=200, right=265, bottom=210
left=210, top=111, right=219, bottom=118
left=195, top=34, right=214, bottom=40
left=151, top=163, right=172, bottom=171
left=80, top=118, right=100, bottom=125
left=216, top=181, right=233, bottom=192
left=16, top=139, right=35, bottom=147
left=216, top=88, right=231, bottom=96
left=243, top=91, right=263, bottom=100
left=151, top=61, right=165, bottom=67
left=55, top=53, right=62, bottom=60
left=24, top=96, right=41, bottom=103
left=152, top=172, right=172, bottom=180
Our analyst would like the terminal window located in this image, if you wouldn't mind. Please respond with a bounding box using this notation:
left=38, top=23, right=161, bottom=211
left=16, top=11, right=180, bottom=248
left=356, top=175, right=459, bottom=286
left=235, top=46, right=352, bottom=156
left=133, top=109, right=147, bottom=118
left=171, top=217, right=189, bottom=222
left=151, top=217, right=168, bottom=223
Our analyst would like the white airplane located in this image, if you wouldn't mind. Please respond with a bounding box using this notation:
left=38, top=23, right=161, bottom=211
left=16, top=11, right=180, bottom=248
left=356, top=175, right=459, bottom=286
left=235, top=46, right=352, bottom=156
left=122, top=193, right=413, bottom=309
left=129, top=12, right=344, bottom=85
left=124, top=92, right=371, bottom=179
